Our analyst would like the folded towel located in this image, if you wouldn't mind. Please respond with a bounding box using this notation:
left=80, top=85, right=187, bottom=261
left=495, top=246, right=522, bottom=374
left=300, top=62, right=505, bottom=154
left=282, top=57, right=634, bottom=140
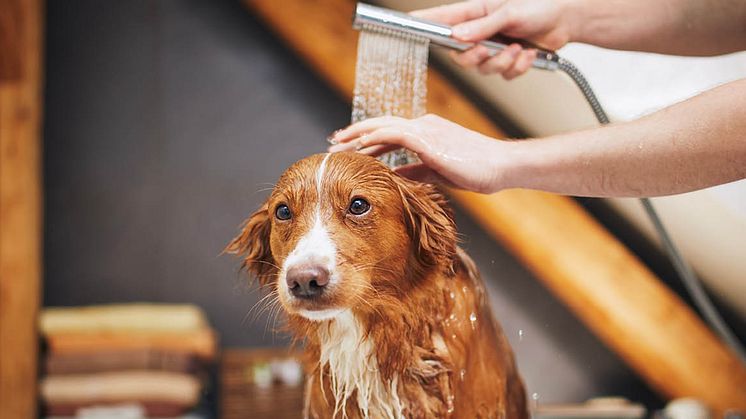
left=41, top=371, right=201, bottom=415
left=45, top=349, right=200, bottom=375
left=44, top=401, right=192, bottom=418
left=41, top=304, right=207, bottom=335
left=45, top=329, right=217, bottom=361
left=44, top=403, right=209, bottom=419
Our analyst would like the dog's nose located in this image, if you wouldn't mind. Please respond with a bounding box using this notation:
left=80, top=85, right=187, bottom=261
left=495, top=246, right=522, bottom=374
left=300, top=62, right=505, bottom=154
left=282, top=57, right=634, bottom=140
left=286, top=265, right=330, bottom=299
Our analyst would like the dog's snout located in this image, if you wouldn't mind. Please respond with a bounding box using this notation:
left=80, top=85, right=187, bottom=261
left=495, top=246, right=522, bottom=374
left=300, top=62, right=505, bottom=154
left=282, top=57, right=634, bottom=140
left=286, top=264, right=330, bottom=299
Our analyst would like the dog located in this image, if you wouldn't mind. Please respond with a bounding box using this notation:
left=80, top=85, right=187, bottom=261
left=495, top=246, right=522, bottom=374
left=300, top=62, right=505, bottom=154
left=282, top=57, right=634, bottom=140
left=228, top=152, right=527, bottom=419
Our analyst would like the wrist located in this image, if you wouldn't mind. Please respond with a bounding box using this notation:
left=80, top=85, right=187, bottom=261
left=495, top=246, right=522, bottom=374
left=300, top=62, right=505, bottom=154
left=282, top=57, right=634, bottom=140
left=487, top=139, right=536, bottom=192
left=558, top=0, right=595, bottom=44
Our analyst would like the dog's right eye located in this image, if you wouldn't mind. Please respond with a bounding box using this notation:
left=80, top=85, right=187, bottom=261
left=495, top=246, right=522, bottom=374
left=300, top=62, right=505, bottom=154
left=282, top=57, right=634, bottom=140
left=275, top=204, right=292, bottom=220
left=348, top=198, right=371, bottom=215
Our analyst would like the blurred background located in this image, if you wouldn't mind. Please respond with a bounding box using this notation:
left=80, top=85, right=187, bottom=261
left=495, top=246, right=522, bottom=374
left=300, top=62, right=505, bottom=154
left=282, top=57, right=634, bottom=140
left=43, top=0, right=661, bottom=408
left=0, top=0, right=744, bottom=418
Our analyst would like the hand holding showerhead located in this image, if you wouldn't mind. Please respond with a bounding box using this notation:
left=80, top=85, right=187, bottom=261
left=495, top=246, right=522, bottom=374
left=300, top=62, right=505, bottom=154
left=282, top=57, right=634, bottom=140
left=411, top=0, right=573, bottom=78
left=353, top=2, right=561, bottom=76
left=361, top=0, right=746, bottom=78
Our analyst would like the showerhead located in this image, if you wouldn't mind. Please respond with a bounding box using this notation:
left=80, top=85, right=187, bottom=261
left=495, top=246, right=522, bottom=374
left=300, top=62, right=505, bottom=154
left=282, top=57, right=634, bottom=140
left=352, top=2, right=560, bottom=71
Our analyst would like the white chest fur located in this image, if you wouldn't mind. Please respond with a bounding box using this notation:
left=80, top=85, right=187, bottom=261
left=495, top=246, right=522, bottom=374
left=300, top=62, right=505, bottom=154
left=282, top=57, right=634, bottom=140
left=315, top=310, right=404, bottom=419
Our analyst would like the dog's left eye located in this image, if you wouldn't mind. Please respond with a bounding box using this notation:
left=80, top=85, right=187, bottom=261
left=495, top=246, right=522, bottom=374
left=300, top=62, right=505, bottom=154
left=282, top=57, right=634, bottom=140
left=275, top=204, right=292, bottom=220
left=348, top=198, right=371, bottom=215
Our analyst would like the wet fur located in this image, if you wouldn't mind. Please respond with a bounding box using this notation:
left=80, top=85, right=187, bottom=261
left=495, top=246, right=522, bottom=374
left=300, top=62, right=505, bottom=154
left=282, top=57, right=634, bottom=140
left=228, top=152, right=527, bottom=418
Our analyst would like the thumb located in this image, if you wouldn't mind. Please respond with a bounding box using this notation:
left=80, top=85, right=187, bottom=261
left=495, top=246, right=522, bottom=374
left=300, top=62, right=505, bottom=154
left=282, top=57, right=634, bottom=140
left=452, top=9, right=509, bottom=41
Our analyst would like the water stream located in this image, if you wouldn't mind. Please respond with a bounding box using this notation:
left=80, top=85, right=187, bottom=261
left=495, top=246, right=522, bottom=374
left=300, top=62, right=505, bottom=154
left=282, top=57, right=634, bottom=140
left=352, top=25, right=429, bottom=168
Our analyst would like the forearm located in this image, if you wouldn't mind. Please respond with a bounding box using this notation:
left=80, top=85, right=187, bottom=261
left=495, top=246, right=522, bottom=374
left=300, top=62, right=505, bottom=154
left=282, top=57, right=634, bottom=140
left=501, top=78, right=746, bottom=197
left=567, top=0, right=746, bottom=56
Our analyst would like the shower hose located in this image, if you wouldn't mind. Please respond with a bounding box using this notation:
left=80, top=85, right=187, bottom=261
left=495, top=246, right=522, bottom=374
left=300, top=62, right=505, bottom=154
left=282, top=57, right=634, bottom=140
left=556, top=57, right=746, bottom=364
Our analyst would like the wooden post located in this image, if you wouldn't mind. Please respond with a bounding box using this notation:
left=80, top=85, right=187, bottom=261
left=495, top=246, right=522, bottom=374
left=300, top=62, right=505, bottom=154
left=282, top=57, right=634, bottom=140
left=0, top=0, right=44, bottom=418
left=243, top=0, right=746, bottom=413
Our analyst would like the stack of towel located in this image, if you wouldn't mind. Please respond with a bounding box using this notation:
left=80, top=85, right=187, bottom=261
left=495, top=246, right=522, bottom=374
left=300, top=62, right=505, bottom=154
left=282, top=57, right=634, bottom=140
left=40, top=304, right=218, bottom=418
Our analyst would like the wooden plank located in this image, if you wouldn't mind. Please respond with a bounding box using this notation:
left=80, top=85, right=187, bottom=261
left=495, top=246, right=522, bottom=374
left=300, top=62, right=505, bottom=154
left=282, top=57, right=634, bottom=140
left=243, top=0, right=746, bottom=414
left=220, top=348, right=304, bottom=419
left=0, top=1, right=23, bottom=81
left=0, top=0, right=43, bottom=417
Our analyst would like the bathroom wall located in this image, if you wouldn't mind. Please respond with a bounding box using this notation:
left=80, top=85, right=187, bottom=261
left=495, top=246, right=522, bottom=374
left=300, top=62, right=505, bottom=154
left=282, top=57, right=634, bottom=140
left=44, top=0, right=661, bottom=407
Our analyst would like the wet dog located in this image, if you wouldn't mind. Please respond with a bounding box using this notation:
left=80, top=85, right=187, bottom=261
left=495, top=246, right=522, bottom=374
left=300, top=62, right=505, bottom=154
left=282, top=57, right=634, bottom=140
left=228, top=152, right=527, bottom=418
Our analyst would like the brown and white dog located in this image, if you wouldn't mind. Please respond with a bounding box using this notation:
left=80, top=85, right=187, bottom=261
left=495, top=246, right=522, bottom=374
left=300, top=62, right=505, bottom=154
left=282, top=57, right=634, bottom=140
left=228, top=152, right=527, bottom=419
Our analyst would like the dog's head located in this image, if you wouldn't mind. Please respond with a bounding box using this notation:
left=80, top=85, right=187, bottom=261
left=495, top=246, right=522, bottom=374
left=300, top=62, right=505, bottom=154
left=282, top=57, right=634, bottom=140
left=227, top=152, right=457, bottom=321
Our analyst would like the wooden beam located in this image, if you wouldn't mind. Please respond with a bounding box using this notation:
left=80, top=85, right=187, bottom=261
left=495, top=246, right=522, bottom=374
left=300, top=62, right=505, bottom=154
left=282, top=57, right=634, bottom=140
left=0, top=0, right=43, bottom=417
left=244, top=0, right=746, bottom=413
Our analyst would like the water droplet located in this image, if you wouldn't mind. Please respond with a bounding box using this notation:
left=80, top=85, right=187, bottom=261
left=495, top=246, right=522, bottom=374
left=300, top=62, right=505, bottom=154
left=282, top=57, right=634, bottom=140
left=469, top=312, right=477, bottom=330
left=449, top=313, right=457, bottom=321
left=451, top=334, right=457, bottom=340
left=459, top=369, right=466, bottom=381
left=532, top=392, right=540, bottom=409
left=518, top=329, right=524, bottom=341
left=447, top=394, right=455, bottom=413
left=449, top=291, right=455, bottom=300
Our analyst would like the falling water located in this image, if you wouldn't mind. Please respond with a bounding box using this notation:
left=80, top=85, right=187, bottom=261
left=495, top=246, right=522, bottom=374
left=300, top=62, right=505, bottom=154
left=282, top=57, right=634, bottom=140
left=352, top=25, right=430, bottom=167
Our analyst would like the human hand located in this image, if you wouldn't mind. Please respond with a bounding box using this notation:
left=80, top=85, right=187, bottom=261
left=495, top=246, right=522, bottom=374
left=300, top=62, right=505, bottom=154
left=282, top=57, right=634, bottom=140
left=413, top=0, right=578, bottom=79
left=327, top=114, right=514, bottom=194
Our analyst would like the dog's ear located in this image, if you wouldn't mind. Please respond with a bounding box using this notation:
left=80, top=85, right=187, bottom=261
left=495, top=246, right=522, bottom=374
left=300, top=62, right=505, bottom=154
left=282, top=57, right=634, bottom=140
left=394, top=176, right=457, bottom=272
left=225, top=202, right=276, bottom=286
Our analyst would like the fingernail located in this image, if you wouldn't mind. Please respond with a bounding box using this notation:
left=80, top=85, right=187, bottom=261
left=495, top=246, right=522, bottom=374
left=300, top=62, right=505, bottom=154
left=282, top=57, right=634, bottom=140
left=326, top=129, right=342, bottom=144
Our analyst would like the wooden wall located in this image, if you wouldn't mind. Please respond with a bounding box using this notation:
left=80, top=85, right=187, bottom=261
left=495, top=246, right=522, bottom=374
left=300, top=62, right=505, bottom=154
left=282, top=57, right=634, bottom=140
left=0, top=0, right=43, bottom=417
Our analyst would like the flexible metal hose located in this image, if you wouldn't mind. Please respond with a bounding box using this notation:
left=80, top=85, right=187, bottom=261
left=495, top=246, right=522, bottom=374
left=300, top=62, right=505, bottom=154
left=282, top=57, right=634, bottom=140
left=557, top=58, right=611, bottom=125
left=556, top=57, right=746, bottom=364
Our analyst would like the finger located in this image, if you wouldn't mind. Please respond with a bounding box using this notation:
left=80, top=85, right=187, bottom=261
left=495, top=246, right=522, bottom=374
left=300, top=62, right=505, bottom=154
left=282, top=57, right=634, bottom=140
left=451, top=45, right=491, bottom=69
left=477, top=44, right=520, bottom=75
left=452, top=7, right=510, bottom=41
left=503, top=49, right=536, bottom=80
left=354, top=127, right=428, bottom=157
left=329, top=116, right=405, bottom=145
left=410, top=1, right=486, bottom=25
left=328, top=137, right=364, bottom=153
left=393, top=163, right=456, bottom=187
left=356, top=143, right=401, bottom=158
